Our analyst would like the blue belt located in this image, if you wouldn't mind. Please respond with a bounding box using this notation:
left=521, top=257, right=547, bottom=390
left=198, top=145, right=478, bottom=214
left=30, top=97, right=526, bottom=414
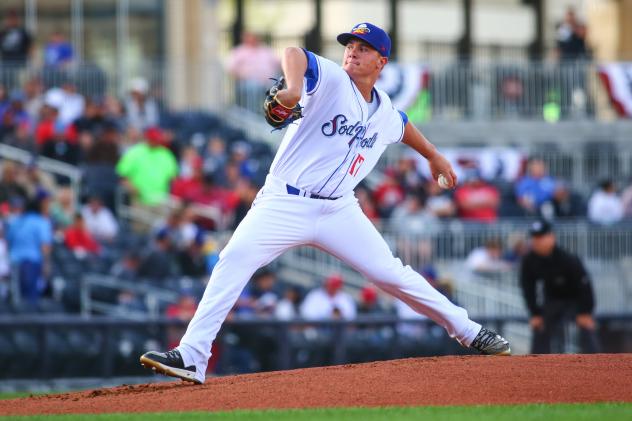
left=286, top=184, right=339, bottom=200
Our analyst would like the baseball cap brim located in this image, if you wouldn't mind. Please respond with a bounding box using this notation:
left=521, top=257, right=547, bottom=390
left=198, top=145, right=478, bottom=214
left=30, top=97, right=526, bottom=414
left=336, top=33, right=388, bottom=58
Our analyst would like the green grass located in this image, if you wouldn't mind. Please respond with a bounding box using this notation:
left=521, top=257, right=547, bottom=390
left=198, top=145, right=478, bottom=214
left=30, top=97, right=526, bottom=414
left=1, top=403, right=631, bottom=421
left=0, top=393, right=47, bottom=400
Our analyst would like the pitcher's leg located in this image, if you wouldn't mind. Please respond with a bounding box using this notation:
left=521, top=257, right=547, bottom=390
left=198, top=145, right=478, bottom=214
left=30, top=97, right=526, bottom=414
left=316, top=202, right=480, bottom=346
left=176, top=200, right=308, bottom=381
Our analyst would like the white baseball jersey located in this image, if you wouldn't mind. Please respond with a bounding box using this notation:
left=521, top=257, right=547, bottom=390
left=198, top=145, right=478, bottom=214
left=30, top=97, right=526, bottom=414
left=269, top=50, right=408, bottom=198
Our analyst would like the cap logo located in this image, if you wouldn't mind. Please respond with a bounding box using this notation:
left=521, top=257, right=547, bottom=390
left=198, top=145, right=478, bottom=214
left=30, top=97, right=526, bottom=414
left=351, top=24, right=370, bottom=35
left=532, top=222, right=542, bottom=231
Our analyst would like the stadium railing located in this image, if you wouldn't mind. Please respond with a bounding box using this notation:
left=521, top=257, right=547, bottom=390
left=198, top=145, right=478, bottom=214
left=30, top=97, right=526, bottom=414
left=1, top=314, right=631, bottom=380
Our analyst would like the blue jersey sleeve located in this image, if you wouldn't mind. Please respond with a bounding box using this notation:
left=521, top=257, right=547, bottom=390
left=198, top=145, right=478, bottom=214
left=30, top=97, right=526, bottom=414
left=398, top=110, right=409, bottom=126
left=301, top=49, right=321, bottom=94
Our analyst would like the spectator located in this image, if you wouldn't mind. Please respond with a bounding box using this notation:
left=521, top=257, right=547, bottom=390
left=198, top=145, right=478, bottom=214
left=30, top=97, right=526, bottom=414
left=465, top=238, right=512, bottom=276
left=515, top=158, right=558, bottom=216
left=64, top=213, right=101, bottom=258
left=621, top=180, right=632, bottom=220
left=355, top=184, right=380, bottom=224
left=113, top=290, right=146, bottom=317
left=520, top=220, right=600, bottom=354
left=110, top=251, right=141, bottom=281
left=177, top=231, right=208, bottom=279
left=81, top=195, right=119, bottom=243
left=83, top=120, right=121, bottom=211
left=6, top=196, right=52, bottom=305
left=395, top=157, right=425, bottom=194
left=0, top=227, right=8, bottom=302
left=373, top=168, right=406, bottom=218
left=166, top=293, right=198, bottom=349
left=249, top=268, right=280, bottom=318
left=35, top=102, right=80, bottom=165
left=231, top=177, right=259, bottom=229
left=137, top=228, right=180, bottom=282
left=203, top=135, right=228, bottom=176
left=274, top=285, right=302, bottom=320
left=20, top=160, right=56, bottom=201
left=22, top=77, right=44, bottom=124
left=73, top=97, right=111, bottom=139
left=0, top=90, right=31, bottom=139
left=0, top=10, right=32, bottom=89
left=556, top=7, right=588, bottom=61
left=300, top=274, right=357, bottom=320
left=390, top=190, right=438, bottom=235
left=155, top=205, right=198, bottom=251
left=125, top=77, right=159, bottom=131
left=43, top=30, right=73, bottom=67
left=424, top=178, right=456, bottom=218
left=116, top=126, right=178, bottom=208
left=49, top=186, right=76, bottom=230
left=503, top=232, right=529, bottom=266
left=587, top=180, right=623, bottom=226
left=188, top=173, right=239, bottom=230
left=230, top=141, right=258, bottom=180
left=548, top=182, right=585, bottom=220
left=226, top=32, right=280, bottom=112
left=44, top=81, right=85, bottom=128
left=357, top=286, right=387, bottom=316
left=453, top=169, right=500, bottom=222
left=0, top=162, right=28, bottom=205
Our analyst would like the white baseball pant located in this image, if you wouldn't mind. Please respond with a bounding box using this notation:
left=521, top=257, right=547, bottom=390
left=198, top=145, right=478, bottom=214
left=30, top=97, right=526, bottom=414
left=177, top=174, right=481, bottom=382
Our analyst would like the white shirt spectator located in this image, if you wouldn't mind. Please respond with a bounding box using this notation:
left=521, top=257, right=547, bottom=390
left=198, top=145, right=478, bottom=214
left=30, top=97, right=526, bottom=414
left=299, top=288, right=357, bottom=320
left=465, top=245, right=512, bottom=275
left=45, top=87, right=85, bottom=127
left=125, top=77, right=160, bottom=131
left=81, top=204, right=119, bottom=242
left=275, top=298, right=297, bottom=320
left=588, top=189, right=623, bottom=226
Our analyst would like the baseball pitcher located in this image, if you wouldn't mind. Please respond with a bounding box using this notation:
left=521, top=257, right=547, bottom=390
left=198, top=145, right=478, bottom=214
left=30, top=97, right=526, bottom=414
left=141, top=22, right=511, bottom=384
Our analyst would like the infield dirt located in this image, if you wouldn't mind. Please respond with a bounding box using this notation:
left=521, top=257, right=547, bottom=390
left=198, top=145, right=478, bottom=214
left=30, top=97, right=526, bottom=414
left=1, top=354, right=631, bottom=416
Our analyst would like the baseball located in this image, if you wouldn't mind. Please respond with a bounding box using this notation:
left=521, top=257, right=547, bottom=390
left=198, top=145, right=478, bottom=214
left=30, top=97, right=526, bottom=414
left=438, top=174, right=450, bottom=189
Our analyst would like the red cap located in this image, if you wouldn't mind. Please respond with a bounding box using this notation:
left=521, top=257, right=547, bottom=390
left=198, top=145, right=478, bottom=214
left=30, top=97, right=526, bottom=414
left=325, top=274, right=343, bottom=290
left=145, top=126, right=167, bottom=145
left=361, top=286, right=378, bottom=304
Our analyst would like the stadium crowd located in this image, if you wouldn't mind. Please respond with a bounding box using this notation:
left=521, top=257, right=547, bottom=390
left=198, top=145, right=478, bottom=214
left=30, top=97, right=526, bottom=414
left=0, top=64, right=631, bottom=316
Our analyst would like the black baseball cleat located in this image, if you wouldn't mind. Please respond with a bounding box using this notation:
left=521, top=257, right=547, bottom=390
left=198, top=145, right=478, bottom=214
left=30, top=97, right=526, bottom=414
left=469, top=327, right=512, bottom=356
left=140, top=349, right=202, bottom=384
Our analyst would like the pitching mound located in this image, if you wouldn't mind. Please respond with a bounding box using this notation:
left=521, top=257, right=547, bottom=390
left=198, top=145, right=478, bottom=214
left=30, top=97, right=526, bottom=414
left=1, top=354, right=631, bottom=415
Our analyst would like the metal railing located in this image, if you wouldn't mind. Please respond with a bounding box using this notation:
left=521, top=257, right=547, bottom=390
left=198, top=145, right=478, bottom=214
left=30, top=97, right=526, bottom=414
left=81, top=274, right=182, bottom=320
left=0, top=144, right=82, bottom=195
left=0, top=57, right=617, bottom=122
left=1, top=314, right=631, bottom=380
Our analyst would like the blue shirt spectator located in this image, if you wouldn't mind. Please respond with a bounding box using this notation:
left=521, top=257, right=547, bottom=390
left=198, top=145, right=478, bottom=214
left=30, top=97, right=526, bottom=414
left=515, top=158, right=558, bottom=214
left=6, top=198, right=52, bottom=304
left=43, top=32, right=73, bottom=67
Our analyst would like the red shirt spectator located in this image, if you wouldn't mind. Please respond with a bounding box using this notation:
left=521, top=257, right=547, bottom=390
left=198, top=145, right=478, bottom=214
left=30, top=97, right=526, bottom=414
left=454, top=175, right=500, bottom=222
left=35, top=104, right=77, bottom=147
left=64, top=213, right=100, bottom=255
left=373, top=168, right=405, bottom=217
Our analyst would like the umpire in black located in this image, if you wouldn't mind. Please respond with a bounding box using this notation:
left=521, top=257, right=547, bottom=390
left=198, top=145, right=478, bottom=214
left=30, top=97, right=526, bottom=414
left=519, top=220, right=600, bottom=354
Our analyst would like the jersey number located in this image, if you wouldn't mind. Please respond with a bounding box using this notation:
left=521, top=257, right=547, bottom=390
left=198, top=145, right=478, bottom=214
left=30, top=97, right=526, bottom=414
left=349, top=154, right=365, bottom=177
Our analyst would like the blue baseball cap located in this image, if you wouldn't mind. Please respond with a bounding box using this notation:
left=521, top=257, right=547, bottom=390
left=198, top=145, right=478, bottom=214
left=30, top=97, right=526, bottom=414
left=337, top=22, right=391, bottom=58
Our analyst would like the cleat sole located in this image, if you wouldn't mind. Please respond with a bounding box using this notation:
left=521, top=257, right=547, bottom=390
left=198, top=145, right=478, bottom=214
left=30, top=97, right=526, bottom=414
left=139, top=355, right=202, bottom=384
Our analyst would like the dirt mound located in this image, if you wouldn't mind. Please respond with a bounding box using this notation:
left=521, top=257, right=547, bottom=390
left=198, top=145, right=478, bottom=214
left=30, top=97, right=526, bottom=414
left=1, top=354, right=631, bottom=415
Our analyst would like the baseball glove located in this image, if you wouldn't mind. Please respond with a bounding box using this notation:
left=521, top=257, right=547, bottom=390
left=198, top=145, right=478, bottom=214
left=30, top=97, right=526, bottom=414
left=263, top=77, right=303, bottom=130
